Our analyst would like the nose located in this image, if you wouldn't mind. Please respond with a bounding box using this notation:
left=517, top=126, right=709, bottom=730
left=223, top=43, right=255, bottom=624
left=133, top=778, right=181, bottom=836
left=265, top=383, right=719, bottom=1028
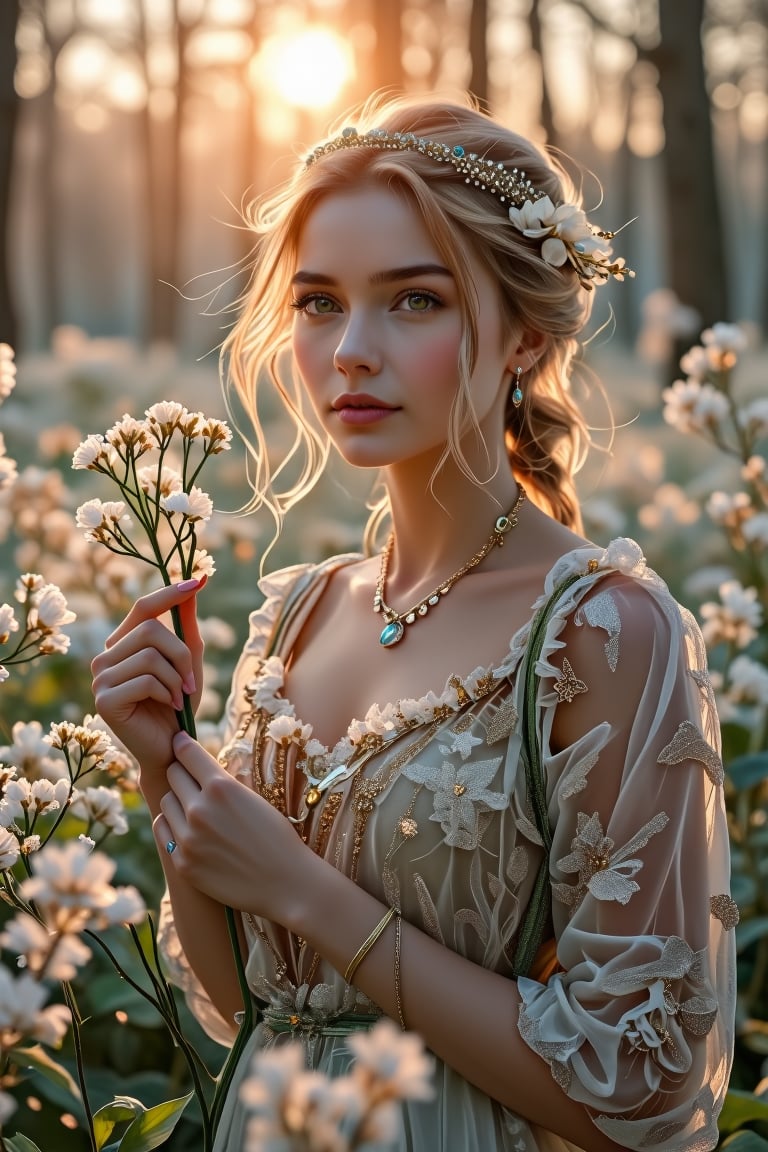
left=332, top=314, right=382, bottom=377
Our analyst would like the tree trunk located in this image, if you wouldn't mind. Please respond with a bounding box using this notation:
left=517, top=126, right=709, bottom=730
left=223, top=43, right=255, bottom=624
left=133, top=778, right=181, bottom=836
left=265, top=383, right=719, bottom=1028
left=468, top=0, right=489, bottom=110
left=372, top=0, right=404, bottom=92
left=530, top=0, right=556, bottom=144
left=654, top=0, right=728, bottom=337
left=0, top=0, right=20, bottom=347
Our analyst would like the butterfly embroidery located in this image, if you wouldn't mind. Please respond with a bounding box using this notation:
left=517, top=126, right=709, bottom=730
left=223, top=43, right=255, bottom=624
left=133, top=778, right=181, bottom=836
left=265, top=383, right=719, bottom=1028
left=553, top=658, right=588, bottom=703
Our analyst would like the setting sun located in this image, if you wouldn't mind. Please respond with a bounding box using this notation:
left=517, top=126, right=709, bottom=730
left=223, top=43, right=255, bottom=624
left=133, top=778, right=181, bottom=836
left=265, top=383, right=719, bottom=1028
left=256, top=26, right=354, bottom=109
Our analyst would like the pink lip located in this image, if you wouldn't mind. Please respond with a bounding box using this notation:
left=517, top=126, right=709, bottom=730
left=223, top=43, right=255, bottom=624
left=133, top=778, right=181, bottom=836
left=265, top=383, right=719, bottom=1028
left=332, top=393, right=400, bottom=425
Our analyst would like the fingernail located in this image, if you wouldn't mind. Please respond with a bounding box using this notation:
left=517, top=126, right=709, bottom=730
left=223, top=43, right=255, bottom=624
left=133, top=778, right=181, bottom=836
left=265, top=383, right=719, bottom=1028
left=182, top=676, right=196, bottom=695
left=172, top=694, right=184, bottom=711
left=176, top=578, right=201, bottom=592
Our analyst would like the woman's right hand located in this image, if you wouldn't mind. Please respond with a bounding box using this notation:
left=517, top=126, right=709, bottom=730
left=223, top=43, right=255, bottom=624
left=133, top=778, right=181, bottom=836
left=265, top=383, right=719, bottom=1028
left=91, top=578, right=206, bottom=781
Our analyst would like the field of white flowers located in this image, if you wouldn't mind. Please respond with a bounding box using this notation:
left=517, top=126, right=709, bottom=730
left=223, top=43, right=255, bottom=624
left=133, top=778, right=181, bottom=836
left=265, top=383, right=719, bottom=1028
left=0, top=322, right=767, bottom=1150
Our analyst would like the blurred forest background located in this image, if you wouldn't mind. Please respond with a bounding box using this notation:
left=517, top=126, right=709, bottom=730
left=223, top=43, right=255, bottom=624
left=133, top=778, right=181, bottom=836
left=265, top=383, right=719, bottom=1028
left=1, top=2, right=768, bottom=1147
left=0, top=0, right=765, bottom=357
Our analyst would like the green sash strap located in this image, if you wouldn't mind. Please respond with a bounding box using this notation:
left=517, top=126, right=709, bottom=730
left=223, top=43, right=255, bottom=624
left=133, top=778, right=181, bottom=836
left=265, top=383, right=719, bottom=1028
left=512, top=571, right=585, bottom=978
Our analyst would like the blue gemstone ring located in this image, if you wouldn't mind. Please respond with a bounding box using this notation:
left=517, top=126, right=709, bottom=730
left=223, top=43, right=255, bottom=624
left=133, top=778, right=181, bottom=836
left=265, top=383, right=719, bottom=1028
left=166, top=839, right=177, bottom=855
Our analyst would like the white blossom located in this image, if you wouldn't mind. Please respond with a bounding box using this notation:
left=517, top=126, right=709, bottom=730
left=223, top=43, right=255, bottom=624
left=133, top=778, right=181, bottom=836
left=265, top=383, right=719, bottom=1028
left=347, top=1019, right=434, bottom=1101
left=99, top=885, right=146, bottom=925
left=706, top=491, right=753, bottom=528
left=702, top=322, right=748, bottom=354
left=727, top=655, right=768, bottom=706
left=662, top=379, right=730, bottom=435
left=161, top=486, right=214, bottom=521
left=72, top=434, right=108, bottom=470
left=742, top=513, right=768, bottom=549
left=0, top=967, right=70, bottom=1047
left=0, top=603, right=19, bottom=643
left=0, top=777, right=70, bottom=823
left=1, top=913, right=92, bottom=980
left=137, top=465, right=183, bottom=497
left=75, top=497, right=132, bottom=540
left=739, top=399, right=768, bottom=439
left=20, top=841, right=120, bottom=915
left=200, top=416, right=233, bottom=451
left=743, top=455, right=767, bottom=482
left=145, top=400, right=186, bottom=434
left=69, top=785, right=128, bottom=835
left=167, top=550, right=216, bottom=583
left=105, top=414, right=152, bottom=454
left=0, top=720, right=63, bottom=782
left=0, top=827, right=20, bottom=870
left=700, top=580, right=763, bottom=648
left=30, top=584, right=77, bottom=631
left=678, top=344, right=713, bottom=380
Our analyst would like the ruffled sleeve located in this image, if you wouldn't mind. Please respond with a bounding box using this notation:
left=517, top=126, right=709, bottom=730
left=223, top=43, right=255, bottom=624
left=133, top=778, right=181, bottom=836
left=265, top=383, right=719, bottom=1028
left=156, top=562, right=316, bottom=1044
left=516, top=540, right=736, bottom=1150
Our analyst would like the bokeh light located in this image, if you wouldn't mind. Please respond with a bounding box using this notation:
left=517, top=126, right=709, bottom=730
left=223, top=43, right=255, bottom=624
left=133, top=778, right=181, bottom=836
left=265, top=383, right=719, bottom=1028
left=255, top=26, right=354, bottom=109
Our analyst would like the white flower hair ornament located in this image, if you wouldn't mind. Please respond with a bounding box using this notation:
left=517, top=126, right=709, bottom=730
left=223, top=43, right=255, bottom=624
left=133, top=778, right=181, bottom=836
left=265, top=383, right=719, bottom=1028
left=304, top=128, right=634, bottom=290
left=508, top=196, right=634, bottom=290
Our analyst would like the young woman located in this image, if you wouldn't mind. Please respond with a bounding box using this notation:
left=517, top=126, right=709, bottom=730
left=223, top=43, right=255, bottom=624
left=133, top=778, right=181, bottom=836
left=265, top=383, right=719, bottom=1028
left=92, top=95, right=736, bottom=1151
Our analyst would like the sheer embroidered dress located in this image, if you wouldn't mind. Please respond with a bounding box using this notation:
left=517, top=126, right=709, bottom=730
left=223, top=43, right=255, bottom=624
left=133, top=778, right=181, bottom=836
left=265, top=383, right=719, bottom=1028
left=158, top=539, right=736, bottom=1152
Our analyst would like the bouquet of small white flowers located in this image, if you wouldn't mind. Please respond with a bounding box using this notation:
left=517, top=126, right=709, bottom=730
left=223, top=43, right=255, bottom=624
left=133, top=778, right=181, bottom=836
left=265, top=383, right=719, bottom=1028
left=240, top=1019, right=434, bottom=1152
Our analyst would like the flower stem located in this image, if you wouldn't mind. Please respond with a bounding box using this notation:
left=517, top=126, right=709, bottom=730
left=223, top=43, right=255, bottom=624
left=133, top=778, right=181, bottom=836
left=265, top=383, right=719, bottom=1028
left=208, top=906, right=256, bottom=1136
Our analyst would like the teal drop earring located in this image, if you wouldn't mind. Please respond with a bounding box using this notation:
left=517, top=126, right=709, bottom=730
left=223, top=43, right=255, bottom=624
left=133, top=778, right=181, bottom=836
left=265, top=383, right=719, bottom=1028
left=511, top=366, right=524, bottom=408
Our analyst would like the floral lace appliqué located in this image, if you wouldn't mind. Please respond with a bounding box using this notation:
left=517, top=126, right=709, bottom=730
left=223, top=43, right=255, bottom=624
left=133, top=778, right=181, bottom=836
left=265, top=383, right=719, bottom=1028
left=554, top=810, right=669, bottom=910
left=658, top=720, right=724, bottom=786
left=575, top=588, right=622, bottom=672
left=402, top=753, right=507, bottom=849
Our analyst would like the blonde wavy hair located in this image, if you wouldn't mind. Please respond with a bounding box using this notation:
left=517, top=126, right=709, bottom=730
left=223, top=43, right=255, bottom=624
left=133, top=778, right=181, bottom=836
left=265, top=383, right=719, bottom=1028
left=221, top=92, right=599, bottom=549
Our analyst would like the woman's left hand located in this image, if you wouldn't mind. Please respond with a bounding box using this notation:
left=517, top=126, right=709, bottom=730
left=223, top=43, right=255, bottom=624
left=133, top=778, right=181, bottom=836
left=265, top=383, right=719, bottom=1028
left=155, top=730, right=317, bottom=926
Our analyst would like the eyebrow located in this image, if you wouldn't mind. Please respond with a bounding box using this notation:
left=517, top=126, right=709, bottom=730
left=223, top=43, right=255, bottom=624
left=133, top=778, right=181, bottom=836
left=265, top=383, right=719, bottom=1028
left=291, top=263, right=453, bottom=287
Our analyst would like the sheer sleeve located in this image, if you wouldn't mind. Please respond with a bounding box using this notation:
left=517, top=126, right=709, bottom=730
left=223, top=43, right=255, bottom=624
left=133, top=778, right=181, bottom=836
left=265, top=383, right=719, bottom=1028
left=156, top=563, right=314, bottom=1044
left=516, top=545, right=736, bottom=1151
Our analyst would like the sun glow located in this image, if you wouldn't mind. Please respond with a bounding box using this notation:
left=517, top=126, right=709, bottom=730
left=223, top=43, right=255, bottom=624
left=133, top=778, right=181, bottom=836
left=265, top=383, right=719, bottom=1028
left=256, top=27, right=354, bottom=110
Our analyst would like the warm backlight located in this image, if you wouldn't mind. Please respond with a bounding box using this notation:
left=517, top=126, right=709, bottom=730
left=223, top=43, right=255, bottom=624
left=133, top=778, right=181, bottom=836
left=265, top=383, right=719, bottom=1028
left=257, top=27, right=354, bottom=110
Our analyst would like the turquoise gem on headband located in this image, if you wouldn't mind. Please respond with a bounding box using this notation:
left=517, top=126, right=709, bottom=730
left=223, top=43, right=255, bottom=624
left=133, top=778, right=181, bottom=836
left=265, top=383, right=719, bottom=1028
left=380, top=620, right=405, bottom=647
left=452, top=145, right=465, bottom=158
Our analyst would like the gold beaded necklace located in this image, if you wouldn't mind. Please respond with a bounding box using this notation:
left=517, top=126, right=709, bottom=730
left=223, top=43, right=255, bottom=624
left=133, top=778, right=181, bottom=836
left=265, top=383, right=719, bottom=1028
left=374, top=485, right=527, bottom=648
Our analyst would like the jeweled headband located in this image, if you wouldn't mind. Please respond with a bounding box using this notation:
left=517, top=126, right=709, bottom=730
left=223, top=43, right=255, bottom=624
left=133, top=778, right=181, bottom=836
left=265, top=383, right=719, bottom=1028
left=304, top=126, right=634, bottom=290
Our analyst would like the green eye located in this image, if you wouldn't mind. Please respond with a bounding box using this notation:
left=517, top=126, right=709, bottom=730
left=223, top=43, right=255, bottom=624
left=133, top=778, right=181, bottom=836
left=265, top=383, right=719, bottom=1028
left=313, top=296, right=336, bottom=313
left=398, top=290, right=442, bottom=312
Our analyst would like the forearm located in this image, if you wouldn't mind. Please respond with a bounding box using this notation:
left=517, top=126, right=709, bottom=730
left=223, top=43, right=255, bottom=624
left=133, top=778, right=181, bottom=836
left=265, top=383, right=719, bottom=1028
left=291, top=855, right=625, bottom=1152
left=141, top=769, right=244, bottom=1031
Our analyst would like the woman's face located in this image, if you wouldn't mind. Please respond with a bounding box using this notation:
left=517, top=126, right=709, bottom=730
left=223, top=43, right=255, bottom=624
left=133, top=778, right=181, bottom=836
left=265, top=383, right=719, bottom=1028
left=290, top=184, right=516, bottom=475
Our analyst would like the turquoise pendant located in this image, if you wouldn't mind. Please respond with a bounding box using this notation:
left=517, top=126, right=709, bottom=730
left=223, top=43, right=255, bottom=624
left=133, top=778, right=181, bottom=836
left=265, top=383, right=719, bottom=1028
left=380, top=620, right=405, bottom=647
left=512, top=387, right=523, bottom=408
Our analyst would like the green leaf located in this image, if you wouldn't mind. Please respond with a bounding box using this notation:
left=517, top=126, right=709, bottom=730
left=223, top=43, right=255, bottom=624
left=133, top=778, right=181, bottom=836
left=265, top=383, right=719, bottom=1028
left=116, top=1093, right=193, bottom=1152
left=93, top=1096, right=144, bottom=1149
left=722, top=1132, right=768, bottom=1151
left=736, top=917, right=768, bottom=953
left=728, top=753, right=768, bottom=791
left=720, top=1089, right=768, bottom=1134
left=4, top=1137, right=44, bottom=1152
left=10, top=1043, right=81, bottom=1101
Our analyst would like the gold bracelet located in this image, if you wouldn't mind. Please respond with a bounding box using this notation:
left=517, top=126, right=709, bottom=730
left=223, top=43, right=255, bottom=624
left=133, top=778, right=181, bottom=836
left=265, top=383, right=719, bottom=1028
left=394, top=910, right=407, bottom=1030
left=344, top=905, right=398, bottom=985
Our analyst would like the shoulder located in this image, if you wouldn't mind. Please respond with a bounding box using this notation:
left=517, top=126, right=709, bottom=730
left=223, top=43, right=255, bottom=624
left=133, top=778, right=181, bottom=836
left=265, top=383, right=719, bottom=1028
left=545, top=539, right=703, bottom=750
